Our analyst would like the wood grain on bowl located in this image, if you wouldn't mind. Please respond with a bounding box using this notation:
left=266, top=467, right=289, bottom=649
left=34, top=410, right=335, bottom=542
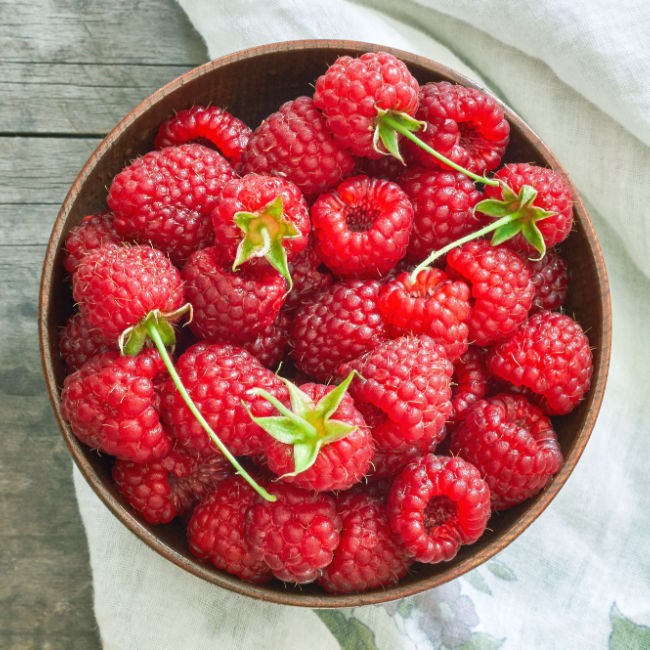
left=39, top=40, right=611, bottom=607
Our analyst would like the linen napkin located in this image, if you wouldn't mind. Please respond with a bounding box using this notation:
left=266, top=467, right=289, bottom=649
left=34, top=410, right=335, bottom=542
left=73, top=1, right=650, bottom=648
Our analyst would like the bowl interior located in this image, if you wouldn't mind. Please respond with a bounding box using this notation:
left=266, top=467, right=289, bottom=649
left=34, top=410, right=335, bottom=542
left=39, top=40, right=611, bottom=607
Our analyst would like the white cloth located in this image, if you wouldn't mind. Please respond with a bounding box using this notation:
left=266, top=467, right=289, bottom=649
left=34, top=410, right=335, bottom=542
left=73, top=1, right=650, bottom=648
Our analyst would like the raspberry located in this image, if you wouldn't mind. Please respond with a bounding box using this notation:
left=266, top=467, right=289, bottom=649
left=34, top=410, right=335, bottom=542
left=387, top=454, right=491, bottom=563
left=449, top=394, right=563, bottom=510
left=188, top=476, right=272, bottom=584
left=240, top=96, right=355, bottom=198
left=310, top=175, right=413, bottom=279
left=488, top=311, right=593, bottom=415
left=340, top=336, right=453, bottom=449
left=112, top=445, right=231, bottom=524
left=398, top=168, right=485, bottom=262
left=317, top=489, right=412, bottom=593
left=63, top=211, right=122, bottom=275
left=181, top=246, right=286, bottom=345
left=313, top=51, right=420, bottom=158
left=379, top=268, right=471, bottom=360
left=290, top=279, right=388, bottom=382
left=282, top=240, right=333, bottom=311
left=525, top=249, right=569, bottom=313
left=483, top=163, right=573, bottom=254
left=369, top=435, right=439, bottom=480
left=160, top=342, right=290, bottom=457
left=240, top=311, right=290, bottom=369
left=211, top=174, right=310, bottom=278
left=59, top=312, right=113, bottom=372
left=405, top=82, right=509, bottom=174
left=246, top=483, right=341, bottom=583
left=451, top=347, right=492, bottom=422
left=72, top=245, right=184, bottom=342
left=61, top=349, right=171, bottom=463
left=107, top=143, right=236, bottom=264
left=262, top=381, right=373, bottom=492
left=154, top=105, right=252, bottom=166
left=446, top=239, right=534, bottom=346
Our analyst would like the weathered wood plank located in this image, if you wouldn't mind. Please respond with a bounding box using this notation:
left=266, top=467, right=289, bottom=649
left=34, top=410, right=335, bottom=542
left=0, top=136, right=102, bottom=205
left=0, top=204, right=62, bottom=246
left=0, top=244, right=101, bottom=648
left=0, top=62, right=194, bottom=134
left=0, top=0, right=207, bottom=66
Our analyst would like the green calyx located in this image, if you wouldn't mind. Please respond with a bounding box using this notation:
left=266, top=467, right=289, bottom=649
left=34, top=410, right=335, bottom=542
left=474, top=182, right=556, bottom=258
left=373, top=107, right=425, bottom=164
left=233, top=195, right=300, bottom=290
left=118, top=304, right=192, bottom=356
left=244, top=370, right=361, bottom=477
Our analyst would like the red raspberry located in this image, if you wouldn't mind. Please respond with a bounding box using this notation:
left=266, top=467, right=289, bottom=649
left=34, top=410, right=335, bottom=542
left=182, top=246, right=286, bottom=345
left=160, top=342, right=290, bottom=457
left=240, top=96, right=355, bottom=199
left=112, top=445, right=232, bottom=524
left=310, top=175, right=413, bottom=280
left=405, top=82, right=509, bottom=174
left=379, top=268, right=471, bottom=360
left=246, top=483, right=341, bottom=583
left=107, top=143, right=236, bottom=264
left=59, top=312, right=113, bottom=372
left=488, top=311, right=593, bottom=415
left=211, top=174, right=310, bottom=274
left=72, top=245, right=184, bottom=342
left=313, top=51, right=420, bottom=158
left=63, top=211, right=122, bottom=275
left=369, top=435, right=439, bottom=480
left=525, top=249, right=569, bottom=313
left=446, top=239, right=534, bottom=346
left=483, top=163, right=573, bottom=254
left=262, top=382, right=373, bottom=492
left=283, top=240, right=333, bottom=311
left=449, top=394, right=563, bottom=510
left=188, top=476, right=272, bottom=584
left=340, top=336, right=453, bottom=449
left=290, top=279, right=388, bottom=382
left=317, top=489, right=413, bottom=593
left=451, top=347, right=492, bottom=422
left=387, top=454, right=491, bottom=563
left=240, top=312, right=290, bottom=369
left=354, top=153, right=409, bottom=182
left=61, top=349, right=171, bottom=463
left=154, top=105, right=252, bottom=166
left=398, top=168, right=485, bottom=262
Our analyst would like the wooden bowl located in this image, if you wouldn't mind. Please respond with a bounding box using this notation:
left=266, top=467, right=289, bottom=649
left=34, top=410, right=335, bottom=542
left=39, top=40, right=611, bottom=607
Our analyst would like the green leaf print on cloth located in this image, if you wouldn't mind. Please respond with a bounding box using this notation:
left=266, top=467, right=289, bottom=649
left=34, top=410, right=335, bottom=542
left=316, top=610, right=379, bottom=650
left=609, top=603, right=650, bottom=650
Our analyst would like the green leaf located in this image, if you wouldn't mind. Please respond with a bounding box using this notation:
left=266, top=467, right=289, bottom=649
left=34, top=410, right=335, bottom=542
left=487, top=561, right=517, bottom=581
left=520, top=222, right=546, bottom=258
left=518, top=183, right=538, bottom=208
left=264, top=237, right=294, bottom=291
left=290, top=440, right=321, bottom=475
left=244, top=413, right=308, bottom=445
left=375, top=121, right=403, bottom=162
left=315, top=611, right=380, bottom=650
left=474, top=198, right=518, bottom=218
left=374, top=107, right=424, bottom=162
left=314, top=370, right=358, bottom=421
left=464, top=570, right=493, bottom=595
left=491, top=221, right=523, bottom=247
left=609, top=602, right=650, bottom=650
left=458, top=632, right=505, bottom=650
left=281, top=377, right=316, bottom=416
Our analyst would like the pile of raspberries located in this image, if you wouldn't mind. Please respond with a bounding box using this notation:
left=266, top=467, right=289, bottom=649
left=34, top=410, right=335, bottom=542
left=58, top=51, right=593, bottom=594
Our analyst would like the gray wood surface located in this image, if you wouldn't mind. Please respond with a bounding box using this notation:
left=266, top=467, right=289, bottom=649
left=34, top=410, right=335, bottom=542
left=0, top=1, right=207, bottom=647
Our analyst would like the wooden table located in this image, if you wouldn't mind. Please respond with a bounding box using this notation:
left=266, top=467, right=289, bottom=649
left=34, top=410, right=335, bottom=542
left=0, top=2, right=207, bottom=646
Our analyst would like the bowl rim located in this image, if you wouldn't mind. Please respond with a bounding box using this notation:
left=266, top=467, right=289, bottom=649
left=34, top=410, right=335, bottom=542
left=39, top=38, right=612, bottom=608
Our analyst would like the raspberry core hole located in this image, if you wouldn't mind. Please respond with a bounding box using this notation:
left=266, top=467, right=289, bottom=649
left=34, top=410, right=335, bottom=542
left=345, top=206, right=379, bottom=232
left=423, top=495, right=459, bottom=532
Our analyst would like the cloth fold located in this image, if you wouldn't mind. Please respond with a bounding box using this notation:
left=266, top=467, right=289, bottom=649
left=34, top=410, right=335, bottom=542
left=73, top=2, right=650, bottom=648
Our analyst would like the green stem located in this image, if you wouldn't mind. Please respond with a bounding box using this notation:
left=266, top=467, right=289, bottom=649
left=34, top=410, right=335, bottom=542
left=410, top=213, right=517, bottom=282
left=146, top=321, right=276, bottom=502
left=381, top=113, right=500, bottom=187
